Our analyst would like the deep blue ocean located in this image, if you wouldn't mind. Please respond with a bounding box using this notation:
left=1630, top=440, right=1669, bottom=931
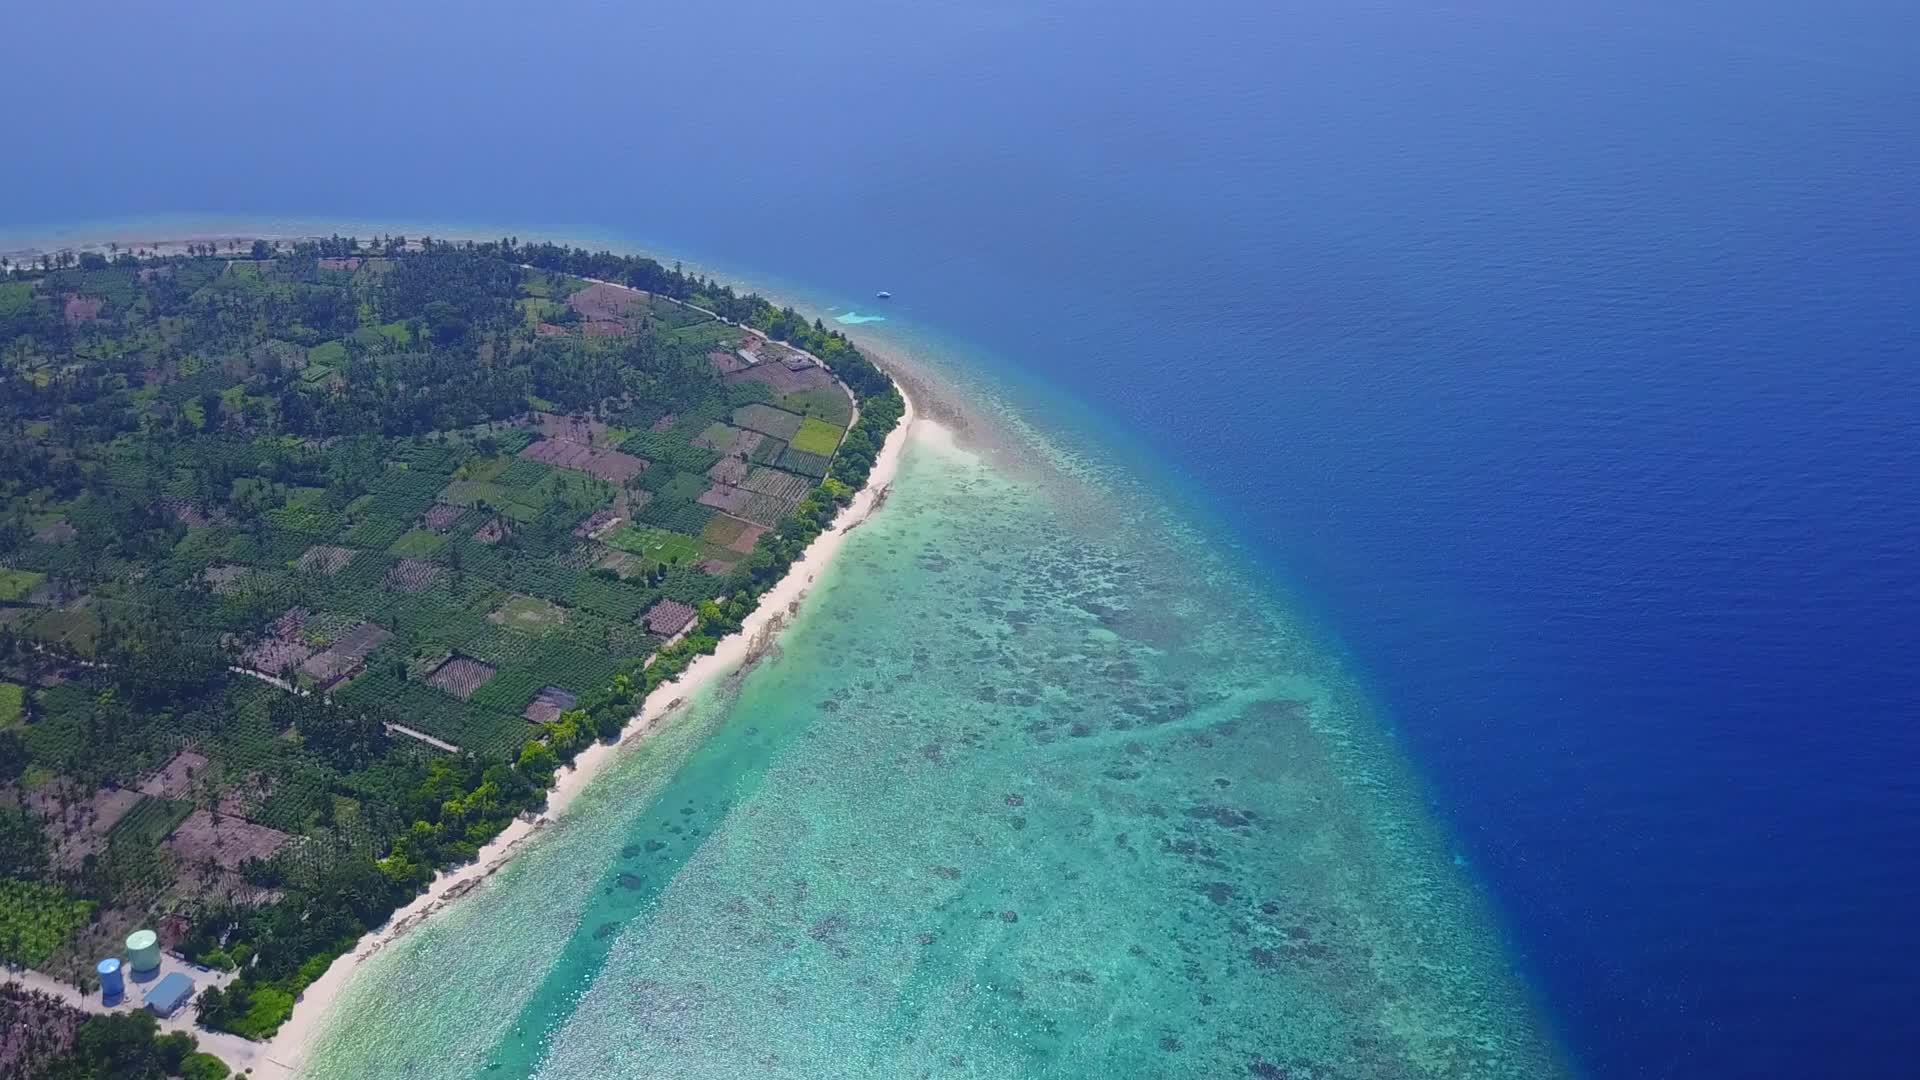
left=6, top=2, right=1918, bottom=1076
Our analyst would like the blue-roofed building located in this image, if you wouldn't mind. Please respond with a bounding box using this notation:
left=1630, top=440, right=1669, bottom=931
left=144, top=971, right=195, bottom=1018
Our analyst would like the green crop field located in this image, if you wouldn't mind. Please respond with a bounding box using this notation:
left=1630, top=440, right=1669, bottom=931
left=0, top=568, right=46, bottom=601
left=732, top=403, right=806, bottom=441
left=781, top=386, right=856, bottom=428
left=489, top=594, right=569, bottom=633
left=0, top=880, right=95, bottom=967
left=789, top=416, right=846, bottom=456
left=109, top=796, right=196, bottom=848
left=307, top=340, right=348, bottom=367
left=0, top=681, right=23, bottom=726
left=389, top=529, right=448, bottom=556
left=605, top=526, right=702, bottom=566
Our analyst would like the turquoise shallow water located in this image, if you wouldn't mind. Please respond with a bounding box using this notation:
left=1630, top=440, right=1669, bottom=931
left=303, top=370, right=1566, bottom=1079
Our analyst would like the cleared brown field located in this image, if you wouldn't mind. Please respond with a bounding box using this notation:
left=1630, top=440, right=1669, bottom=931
left=422, top=502, right=464, bottom=531
left=300, top=622, right=392, bottom=690
left=29, top=784, right=142, bottom=870
left=643, top=599, right=698, bottom=637
left=138, top=750, right=211, bottom=800
left=426, top=656, right=497, bottom=700
left=725, top=361, right=834, bottom=395
left=567, top=281, right=647, bottom=326
left=63, top=295, right=103, bottom=324
left=696, top=482, right=755, bottom=516
left=532, top=411, right=609, bottom=446
left=573, top=507, right=624, bottom=539
left=165, top=809, right=291, bottom=871
left=707, top=456, right=750, bottom=486
left=522, top=686, right=579, bottom=725
left=297, top=545, right=357, bottom=576
left=520, top=437, right=647, bottom=483
left=385, top=559, right=443, bottom=593
left=708, top=349, right=750, bottom=374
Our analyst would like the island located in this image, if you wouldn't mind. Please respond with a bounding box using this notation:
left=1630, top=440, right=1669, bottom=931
left=0, top=235, right=905, bottom=1075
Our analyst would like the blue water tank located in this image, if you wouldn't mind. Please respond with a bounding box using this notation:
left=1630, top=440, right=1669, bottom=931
left=97, top=957, right=124, bottom=998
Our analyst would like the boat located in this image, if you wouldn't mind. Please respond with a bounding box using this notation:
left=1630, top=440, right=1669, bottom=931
left=875, top=290, right=892, bottom=299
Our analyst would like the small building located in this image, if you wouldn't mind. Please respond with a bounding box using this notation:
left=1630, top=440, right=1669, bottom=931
left=125, top=929, right=161, bottom=975
left=97, top=957, right=124, bottom=999
left=145, top=972, right=195, bottom=1018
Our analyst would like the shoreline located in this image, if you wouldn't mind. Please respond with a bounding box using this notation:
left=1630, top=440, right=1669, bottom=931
left=255, top=374, right=918, bottom=1079
left=259, top=379, right=918, bottom=1077
left=0, top=229, right=919, bottom=1077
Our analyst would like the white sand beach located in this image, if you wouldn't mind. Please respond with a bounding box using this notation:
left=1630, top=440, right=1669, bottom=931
left=254, top=379, right=919, bottom=1077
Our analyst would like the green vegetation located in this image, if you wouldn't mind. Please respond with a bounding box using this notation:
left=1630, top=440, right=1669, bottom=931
left=107, top=796, right=194, bottom=848
left=604, top=526, right=700, bottom=566
left=0, top=568, right=45, bottom=601
left=0, top=236, right=902, bottom=1042
left=789, top=415, right=846, bottom=456
left=0, top=878, right=94, bottom=966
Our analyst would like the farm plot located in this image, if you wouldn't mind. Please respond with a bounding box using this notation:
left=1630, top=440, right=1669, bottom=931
left=692, top=422, right=739, bottom=450
left=0, top=880, right=93, bottom=967
left=297, top=544, right=358, bottom=576
left=0, top=681, right=22, bottom=726
left=741, top=467, right=814, bottom=503
left=487, top=594, right=569, bottom=633
left=789, top=416, right=846, bottom=456
left=707, top=456, right=750, bottom=486
left=777, top=447, right=833, bottom=478
left=26, top=784, right=140, bottom=870
left=441, top=480, right=540, bottom=522
left=389, top=528, right=447, bottom=557
left=780, top=385, right=856, bottom=427
left=567, top=281, right=647, bottom=328
left=748, top=435, right=787, bottom=465
left=732, top=403, right=806, bottom=441
left=0, top=568, right=47, bottom=601
left=299, top=622, right=392, bottom=691
left=425, top=656, right=497, bottom=700
left=137, top=749, right=211, bottom=799
left=522, top=686, right=579, bottom=725
left=659, top=471, right=708, bottom=503
left=532, top=411, right=620, bottom=447
left=385, top=558, right=443, bottom=593
left=695, top=483, right=755, bottom=517
left=701, top=516, right=767, bottom=555
left=643, top=599, right=698, bottom=638
left=422, top=502, right=465, bottom=531
left=243, top=608, right=317, bottom=676
left=572, top=508, right=624, bottom=539
left=634, top=495, right=714, bottom=536
left=519, top=438, right=648, bottom=484
left=605, top=527, right=701, bottom=566
left=164, top=809, right=291, bottom=871
left=724, top=357, right=835, bottom=395
left=593, top=549, right=645, bottom=580
left=107, top=796, right=194, bottom=849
